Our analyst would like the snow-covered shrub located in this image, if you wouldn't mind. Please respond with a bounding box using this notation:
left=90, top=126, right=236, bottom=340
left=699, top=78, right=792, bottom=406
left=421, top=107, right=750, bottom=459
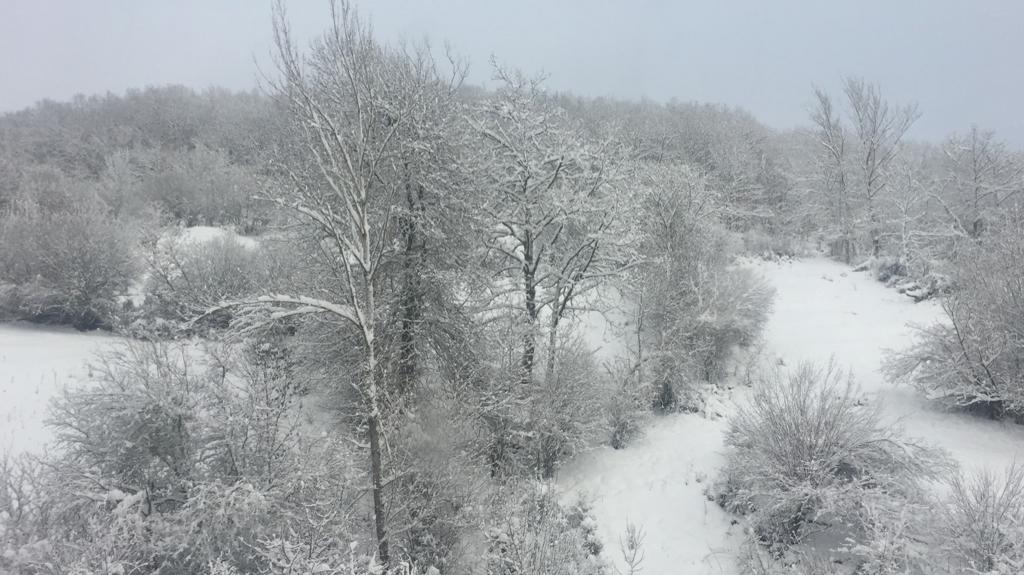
left=853, top=255, right=909, bottom=285
left=385, top=397, right=490, bottom=573
left=0, top=452, right=54, bottom=573
left=478, top=332, right=608, bottom=479
left=743, top=228, right=798, bottom=260
left=629, top=166, right=775, bottom=403
left=841, top=494, right=936, bottom=575
left=482, top=335, right=607, bottom=478
left=484, top=486, right=606, bottom=575
left=715, top=360, right=944, bottom=554
left=605, top=359, right=648, bottom=449
left=528, top=337, right=608, bottom=478
left=637, top=257, right=773, bottom=412
left=854, top=255, right=952, bottom=302
left=49, top=343, right=213, bottom=496
left=885, top=217, right=1024, bottom=419
left=942, top=463, right=1024, bottom=573
left=689, top=267, right=774, bottom=383
left=876, top=257, right=908, bottom=283
left=20, top=339, right=368, bottom=573
left=737, top=539, right=845, bottom=575
left=0, top=197, right=138, bottom=329
left=142, top=227, right=273, bottom=321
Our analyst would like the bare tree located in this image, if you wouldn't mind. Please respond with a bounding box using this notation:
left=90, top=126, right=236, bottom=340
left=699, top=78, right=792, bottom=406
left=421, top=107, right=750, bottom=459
left=942, top=126, right=1023, bottom=238
left=843, top=77, right=919, bottom=257
left=810, top=87, right=854, bottom=262
left=475, top=67, right=625, bottom=385
left=200, top=2, right=460, bottom=565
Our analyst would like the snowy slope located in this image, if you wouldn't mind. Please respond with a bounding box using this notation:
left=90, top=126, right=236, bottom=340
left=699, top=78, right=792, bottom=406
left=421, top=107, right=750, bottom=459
left=0, top=323, right=121, bottom=454
left=559, top=256, right=1024, bottom=574
left=558, top=410, right=743, bottom=574
left=751, top=256, right=1024, bottom=474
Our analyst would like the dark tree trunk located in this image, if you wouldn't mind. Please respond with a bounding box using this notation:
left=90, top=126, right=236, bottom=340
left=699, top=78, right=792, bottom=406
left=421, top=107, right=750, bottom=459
left=396, top=170, right=425, bottom=396
left=522, top=230, right=537, bottom=385
left=367, top=410, right=389, bottom=566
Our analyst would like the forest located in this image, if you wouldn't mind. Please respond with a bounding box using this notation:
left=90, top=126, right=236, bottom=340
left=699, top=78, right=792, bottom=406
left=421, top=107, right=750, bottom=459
left=2, top=2, right=1024, bottom=574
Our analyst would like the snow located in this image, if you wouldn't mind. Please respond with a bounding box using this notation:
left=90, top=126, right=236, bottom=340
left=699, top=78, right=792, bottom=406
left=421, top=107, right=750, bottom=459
left=559, top=256, right=1024, bottom=574
left=5, top=254, right=1024, bottom=569
left=750, top=256, right=1024, bottom=474
left=558, top=408, right=743, bottom=574
left=171, top=225, right=260, bottom=250
left=0, top=322, right=122, bottom=455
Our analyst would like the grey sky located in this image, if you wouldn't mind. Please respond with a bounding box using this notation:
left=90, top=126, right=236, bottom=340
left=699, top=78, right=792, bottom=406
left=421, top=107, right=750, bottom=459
left=2, top=0, right=1022, bottom=146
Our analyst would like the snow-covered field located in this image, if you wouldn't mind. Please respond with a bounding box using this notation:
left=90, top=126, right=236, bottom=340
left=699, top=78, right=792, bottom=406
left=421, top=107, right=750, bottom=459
left=0, top=323, right=122, bottom=455
left=558, top=256, right=1024, bottom=574
left=1, top=227, right=257, bottom=456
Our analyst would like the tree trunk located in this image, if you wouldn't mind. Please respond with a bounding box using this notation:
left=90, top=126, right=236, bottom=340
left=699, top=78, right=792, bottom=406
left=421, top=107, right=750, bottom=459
left=365, top=289, right=390, bottom=567
left=367, top=408, right=389, bottom=566
left=396, top=172, right=424, bottom=397
left=635, top=292, right=644, bottom=389
left=546, top=313, right=559, bottom=383
left=521, top=231, right=537, bottom=385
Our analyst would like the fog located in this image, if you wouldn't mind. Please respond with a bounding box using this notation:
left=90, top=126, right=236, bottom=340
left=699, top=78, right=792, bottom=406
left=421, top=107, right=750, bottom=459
left=2, top=0, right=1023, bottom=145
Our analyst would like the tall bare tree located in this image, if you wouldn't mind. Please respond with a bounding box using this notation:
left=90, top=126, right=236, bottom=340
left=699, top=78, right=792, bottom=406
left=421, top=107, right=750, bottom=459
left=474, top=67, right=624, bottom=385
left=201, top=2, right=463, bottom=565
left=942, top=126, right=1023, bottom=238
left=810, top=87, right=854, bottom=262
left=843, top=77, right=919, bottom=257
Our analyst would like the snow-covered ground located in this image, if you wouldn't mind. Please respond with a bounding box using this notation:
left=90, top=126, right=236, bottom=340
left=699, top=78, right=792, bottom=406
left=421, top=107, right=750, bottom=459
left=558, top=406, right=743, bottom=574
left=0, top=323, right=122, bottom=455
left=168, top=225, right=260, bottom=250
left=6, top=255, right=1024, bottom=570
left=752, top=256, right=1024, bottom=474
left=558, top=256, right=1024, bottom=574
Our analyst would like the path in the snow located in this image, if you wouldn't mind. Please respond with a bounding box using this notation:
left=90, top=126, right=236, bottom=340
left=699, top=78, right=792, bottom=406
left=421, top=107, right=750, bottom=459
left=753, top=257, right=1024, bottom=474
left=559, top=256, right=1024, bottom=575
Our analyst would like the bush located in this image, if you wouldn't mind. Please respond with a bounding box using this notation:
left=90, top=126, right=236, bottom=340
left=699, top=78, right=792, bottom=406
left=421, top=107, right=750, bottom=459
left=386, top=397, right=490, bottom=572
left=484, top=486, right=606, bottom=575
left=0, top=452, right=55, bottom=572
left=604, top=359, right=647, bottom=449
left=3, top=339, right=369, bottom=574
left=714, top=360, right=944, bottom=555
left=638, top=262, right=774, bottom=415
left=0, top=197, right=138, bottom=329
left=885, top=219, right=1024, bottom=419
left=480, top=333, right=608, bottom=479
left=142, top=227, right=273, bottom=321
left=942, top=463, right=1024, bottom=573
left=528, top=337, right=608, bottom=478
left=743, top=228, right=799, bottom=260
left=690, top=267, right=774, bottom=383
left=875, top=257, right=908, bottom=283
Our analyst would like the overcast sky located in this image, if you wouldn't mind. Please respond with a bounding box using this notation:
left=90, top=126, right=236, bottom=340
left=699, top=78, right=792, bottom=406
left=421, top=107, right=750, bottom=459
left=2, top=0, right=1022, bottom=146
